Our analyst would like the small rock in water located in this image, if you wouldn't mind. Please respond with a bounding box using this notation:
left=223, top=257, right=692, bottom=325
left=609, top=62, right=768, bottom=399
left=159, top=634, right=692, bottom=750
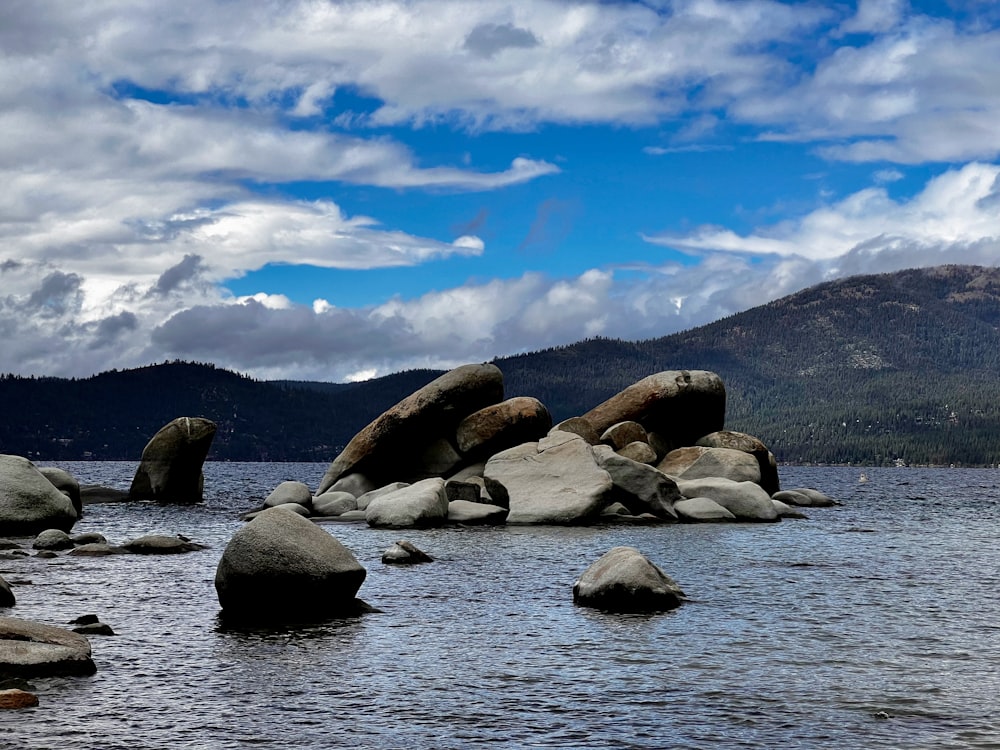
left=382, top=540, right=433, bottom=565
left=72, top=622, right=116, bottom=636
left=68, top=614, right=99, bottom=625
left=0, top=688, right=39, bottom=709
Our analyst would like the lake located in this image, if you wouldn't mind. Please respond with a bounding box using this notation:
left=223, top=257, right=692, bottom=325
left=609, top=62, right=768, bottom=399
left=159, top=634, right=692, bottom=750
left=3, top=463, right=1000, bottom=749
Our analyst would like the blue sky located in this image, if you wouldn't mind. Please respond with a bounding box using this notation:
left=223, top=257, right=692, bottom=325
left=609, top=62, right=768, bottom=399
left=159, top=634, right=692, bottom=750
left=2, top=0, right=1000, bottom=381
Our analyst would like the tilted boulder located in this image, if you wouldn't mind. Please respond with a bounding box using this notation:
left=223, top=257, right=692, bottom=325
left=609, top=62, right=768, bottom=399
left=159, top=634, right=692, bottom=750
left=617, top=441, right=657, bottom=465
left=658, top=447, right=762, bottom=486
left=365, top=478, right=450, bottom=528
left=573, top=546, right=686, bottom=612
left=0, top=455, right=78, bottom=536
left=456, top=396, right=552, bottom=460
left=129, top=417, right=216, bottom=503
left=215, top=507, right=367, bottom=621
left=317, top=363, right=504, bottom=493
left=484, top=431, right=613, bottom=525
left=677, top=477, right=779, bottom=522
left=592, top=445, right=679, bottom=521
left=695, top=430, right=780, bottom=495
left=581, top=370, right=726, bottom=452
left=0, top=617, right=96, bottom=676
left=381, top=540, right=433, bottom=565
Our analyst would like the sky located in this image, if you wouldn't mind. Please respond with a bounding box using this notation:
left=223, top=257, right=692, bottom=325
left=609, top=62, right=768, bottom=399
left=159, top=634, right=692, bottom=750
left=3, top=0, right=1000, bottom=383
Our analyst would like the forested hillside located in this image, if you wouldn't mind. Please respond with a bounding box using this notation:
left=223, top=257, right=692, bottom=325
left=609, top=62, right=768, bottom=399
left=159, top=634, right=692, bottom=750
left=2, top=265, right=999, bottom=465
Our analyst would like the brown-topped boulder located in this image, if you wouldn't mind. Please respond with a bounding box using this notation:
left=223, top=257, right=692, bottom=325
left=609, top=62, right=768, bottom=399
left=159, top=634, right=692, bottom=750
left=551, top=417, right=600, bottom=445
left=581, top=370, right=725, bottom=452
left=695, top=430, right=780, bottom=495
left=317, top=363, right=504, bottom=493
left=0, top=455, right=79, bottom=536
left=599, top=421, right=648, bottom=451
left=0, top=617, right=96, bottom=677
left=456, top=397, right=552, bottom=460
left=129, top=417, right=216, bottom=503
left=573, top=546, right=686, bottom=612
left=0, top=688, right=38, bottom=709
left=658, top=446, right=762, bottom=485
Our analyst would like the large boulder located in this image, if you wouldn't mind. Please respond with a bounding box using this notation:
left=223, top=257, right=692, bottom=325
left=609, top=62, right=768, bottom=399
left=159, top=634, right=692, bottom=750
left=0, top=455, right=79, bottom=536
left=128, top=417, right=216, bottom=503
left=0, top=617, right=96, bottom=676
left=658, top=447, right=762, bottom=485
left=573, top=546, right=686, bottom=612
left=676, top=477, right=779, bottom=522
left=581, top=370, right=726, bottom=452
left=455, top=397, right=552, bottom=460
left=317, top=363, right=504, bottom=493
left=695, top=430, right=780, bottom=495
left=592, top=446, right=679, bottom=521
left=483, top=431, right=613, bottom=525
left=37, top=467, right=82, bottom=517
left=215, top=507, right=367, bottom=621
left=365, top=478, right=450, bottom=528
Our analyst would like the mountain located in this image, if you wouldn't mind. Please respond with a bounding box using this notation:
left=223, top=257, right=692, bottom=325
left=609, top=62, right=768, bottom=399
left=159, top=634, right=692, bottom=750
left=2, top=264, right=998, bottom=465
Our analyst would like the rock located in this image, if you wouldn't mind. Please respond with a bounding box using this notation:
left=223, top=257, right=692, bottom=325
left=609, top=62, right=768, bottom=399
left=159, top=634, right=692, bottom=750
left=0, top=455, right=79, bottom=536
left=601, top=502, right=632, bottom=517
left=581, top=370, right=726, bottom=452
left=444, top=479, right=481, bottom=504
left=415, top=437, right=463, bottom=479
left=573, top=546, right=685, bottom=613
left=33, top=529, right=76, bottom=551
left=484, top=432, right=612, bottom=525
left=33, top=550, right=58, bottom=559
left=658, top=446, right=762, bottom=485
left=70, top=532, right=107, bottom=545
left=776, top=487, right=840, bottom=507
left=263, top=481, right=313, bottom=509
left=67, top=543, right=123, bottom=556
left=68, top=614, right=99, bottom=625
left=330, top=510, right=367, bottom=522
left=447, top=500, right=508, bottom=525
left=311, top=491, right=357, bottom=517
left=673, top=497, right=737, bottom=522
left=0, top=688, right=38, bottom=709
left=676, top=478, right=779, bottom=522
left=326, top=472, right=377, bottom=499
left=79, top=485, right=130, bottom=504
left=0, top=577, right=13, bottom=608
left=37, top=467, right=82, bottom=517
left=317, top=363, right=504, bottom=493
left=592, top=445, right=679, bottom=521
left=355, top=482, right=410, bottom=511
left=551, top=417, right=601, bottom=445
left=617, top=441, right=657, bottom=465
left=381, top=540, right=434, bottom=564
left=0, top=540, right=19, bottom=551
left=215, top=506, right=367, bottom=621
left=72, top=623, right=115, bottom=636
left=365, top=478, right=449, bottom=529
left=455, top=397, right=552, bottom=459
left=128, top=417, right=217, bottom=503
left=447, top=462, right=486, bottom=482
left=600, top=421, right=649, bottom=451
left=772, top=499, right=808, bottom=520
left=695, top=430, right=781, bottom=495
left=121, top=534, right=207, bottom=554
left=0, top=617, right=96, bottom=676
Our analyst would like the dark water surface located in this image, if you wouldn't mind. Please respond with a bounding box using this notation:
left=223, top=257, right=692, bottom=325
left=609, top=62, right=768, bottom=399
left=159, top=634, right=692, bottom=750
left=4, top=464, right=1000, bottom=749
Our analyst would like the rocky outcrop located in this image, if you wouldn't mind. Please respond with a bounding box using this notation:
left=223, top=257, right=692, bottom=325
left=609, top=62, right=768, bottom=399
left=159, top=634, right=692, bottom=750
left=0, top=617, right=96, bottom=676
left=215, top=507, right=367, bottom=621
left=365, top=478, right=449, bottom=528
left=573, top=546, right=686, bottom=612
left=129, top=417, right=216, bottom=503
left=658, top=446, right=762, bottom=485
left=317, top=363, right=504, bottom=493
left=0, top=455, right=79, bottom=536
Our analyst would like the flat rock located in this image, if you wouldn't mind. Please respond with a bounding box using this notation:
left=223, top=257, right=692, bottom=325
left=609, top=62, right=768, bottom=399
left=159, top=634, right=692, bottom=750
left=121, top=534, right=207, bottom=554
left=0, top=617, right=96, bottom=677
left=776, top=487, right=840, bottom=507
left=0, top=688, right=38, bottom=709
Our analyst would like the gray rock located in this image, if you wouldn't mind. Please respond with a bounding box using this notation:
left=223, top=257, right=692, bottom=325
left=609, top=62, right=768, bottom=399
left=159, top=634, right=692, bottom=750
left=0, top=540, right=20, bottom=551
left=455, top=397, right=552, bottom=459
left=447, top=500, right=508, bottom=525
left=600, top=502, right=632, bottom=517
left=447, top=462, right=486, bottom=482
left=355, top=482, right=410, bottom=512
left=0, top=455, right=79, bottom=536
left=32, top=529, right=75, bottom=551
left=0, top=577, right=13, bottom=608
left=326, top=472, right=377, bottom=499
left=72, top=623, right=115, bottom=636
left=695, top=430, right=781, bottom=495
left=70, top=532, right=107, bottom=545
left=67, top=543, right=123, bottom=556
left=121, top=534, right=207, bottom=554
left=128, top=417, right=216, bottom=503
left=484, top=432, right=612, bottom=525
left=33, top=551, right=58, bottom=559
left=37, top=467, right=82, bottom=517
left=381, top=540, right=433, bottom=564
left=365, top=478, right=450, bottom=528
left=444, top=479, right=481, bottom=504
left=311, top=491, right=357, bottom=517
left=573, top=546, right=685, bottom=612
left=414, top=437, right=463, bottom=479
left=676, top=477, right=779, bottom=522
left=772, top=498, right=808, bottom=519
left=776, top=487, right=840, bottom=507
left=593, top=445, right=679, bottom=521
left=617, top=441, right=657, bottom=465
left=0, top=617, right=96, bottom=676
left=658, top=446, right=762, bottom=485
left=317, top=363, right=504, bottom=493
left=673, top=497, right=737, bottom=522
left=79, top=485, right=130, bottom=504
left=263, top=481, right=313, bottom=509
left=600, top=421, right=649, bottom=451
left=215, top=507, right=367, bottom=620
left=581, top=370, right=726, bottom=451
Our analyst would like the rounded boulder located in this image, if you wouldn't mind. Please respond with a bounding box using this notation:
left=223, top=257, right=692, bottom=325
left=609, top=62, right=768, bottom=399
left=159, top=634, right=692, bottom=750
left=573, top=546, right=686, bottom=613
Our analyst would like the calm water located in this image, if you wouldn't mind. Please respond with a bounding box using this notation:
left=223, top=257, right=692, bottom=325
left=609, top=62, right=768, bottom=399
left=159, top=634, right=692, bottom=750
left=3, top=463, right=1000, bottom=749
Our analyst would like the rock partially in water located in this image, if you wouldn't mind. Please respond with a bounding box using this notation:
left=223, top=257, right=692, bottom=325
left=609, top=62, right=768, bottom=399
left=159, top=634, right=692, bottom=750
left=382, top=540, right=433, bottom=565
left=0, top=577, right=13, bottom=608
left=263, top=481, right=312, bottom=509
left=32, top=529, right=75, bottom=551
left=673, top=497, right=736, bottom=523
left=573, top=546, right=686, bottom=613
left=0, top=616, right=96, bottom=677
left=129, top=417, right=217, bottom=503
left=0, top=688, right=38, bottom=709
left=37, top=466, right=82, bottom=517
left=775, top=488, right=840, bottom=507
left=311, top=491, right=357, bottom=517
left=365, top=478, right=449, bottom=529
left=677, top=477, right=780, bottom=522
left=447, top=500, right=508, bottom=525
left=0, top=455, right=79, bottom=536
left=121, top=534, right=207, bottom=555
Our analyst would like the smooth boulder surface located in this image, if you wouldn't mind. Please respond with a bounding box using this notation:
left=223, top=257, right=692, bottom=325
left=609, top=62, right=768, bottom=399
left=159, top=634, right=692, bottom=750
left=33, top=529, right=75, bottom=551
left=381, top=540, right=433, bottom=564
left=0, top=688, right=38, bottom=709
left=695, top=430, right=780, bottom=495
left=600, top=421, right=649, bottom=451
left=455, top=397, right=552, bottom=459
left=215, top=507, right=367, bottom=621
left=658, top=447, right=762, bottom=485
left=677, top=478, right=779, bottom=522
left=673, top=497, right=737, bottom=522
left=317, top=363, right=504, bottom=493
left=312, top=491, right=357, bottom=517
left=365, top=479, right=449, bottom=529
left=0, top=617, right=96, bottom=676
left=775, top=488, right=840, bottom=507
left=129, top=417, right=217, bottom=503
left=573, top=546, right=686, bottom=613
left=581, top=370, right=726, bottom=451
left=38, top=467, right=82, bottom=517
left=593, top=446, right=679, bottom=521
left=121, top=534, right=206, bottom=554
left=263, top=481, right=313, bottom=509
left=0, top=455, right=79, bottom=536
left=484, top=432, right=613, bottom=525
left=617, top=441, right=657, bottom=465
left=447, top=500, right=508, bottom=525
